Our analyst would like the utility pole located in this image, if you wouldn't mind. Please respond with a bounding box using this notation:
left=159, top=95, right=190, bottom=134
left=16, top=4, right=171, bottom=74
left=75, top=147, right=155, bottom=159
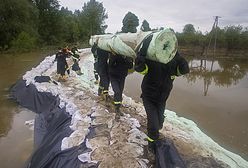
left=205, top=16, right=221, bottom=66
left=203, top=16, right=221, bottom=96
left=213, top=16, right=221, bottom=57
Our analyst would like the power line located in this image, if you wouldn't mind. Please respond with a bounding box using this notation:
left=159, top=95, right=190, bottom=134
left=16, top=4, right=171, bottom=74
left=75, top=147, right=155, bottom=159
left=205, top=16, right=221, bottom=58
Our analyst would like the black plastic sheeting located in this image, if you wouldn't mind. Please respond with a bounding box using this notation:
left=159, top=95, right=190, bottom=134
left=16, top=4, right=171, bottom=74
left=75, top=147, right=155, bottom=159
left=11, top=80, right=97, bottom=168
left=11, top=80, right=60, bottom=114
left=34, top=76, right=58, bottom=85
left=11, top=79, right=186, bottom=168
left=155, top=139, right=186, bottom=168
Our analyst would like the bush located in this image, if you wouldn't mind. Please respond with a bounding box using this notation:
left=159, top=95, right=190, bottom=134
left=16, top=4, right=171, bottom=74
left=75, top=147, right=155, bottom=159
left=11, top=32, right=37, bottom=51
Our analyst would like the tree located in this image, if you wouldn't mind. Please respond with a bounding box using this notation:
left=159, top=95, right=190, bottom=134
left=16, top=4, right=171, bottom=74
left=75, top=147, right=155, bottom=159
left=34, top=0, right=62, bottom=44
left=183, top=24, right=196, bottom=34
left=224, top=25, right=242, bottom=50
left=59, top=7, right=80, bottom=43
left=121, top=12, right=139, bottom=33
left=0, top=0, right=38, bottom=49
left=79, top=0, right=108, bottom=40
left=141, top=20, right=151, bottom=31
left=240, top=27, right=248, bottom=49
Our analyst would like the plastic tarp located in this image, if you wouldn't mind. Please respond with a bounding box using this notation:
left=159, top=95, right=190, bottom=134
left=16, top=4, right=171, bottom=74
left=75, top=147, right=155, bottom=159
left=155, top=139, right=186, bottom=168
left=10, top=80, right=97, bottom=168
left=11, top=80, right=60, bottom=114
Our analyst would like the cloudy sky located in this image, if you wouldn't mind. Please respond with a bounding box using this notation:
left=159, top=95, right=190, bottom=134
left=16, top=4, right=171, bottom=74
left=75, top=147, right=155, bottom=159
left=59, top=0, right=248, bottom=33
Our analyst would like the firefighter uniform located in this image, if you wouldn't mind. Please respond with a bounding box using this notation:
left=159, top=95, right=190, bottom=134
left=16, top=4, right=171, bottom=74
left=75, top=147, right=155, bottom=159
left=91, top=43, right=99, bottom=83
left=55, top=48, right=70, bottom=81
left=135, top=36, right=189, bottom=151
left=71, top=46, right=82, bottom=75
left=108, top=53, right=133, bottom=116
left=96, top=48, right=110, bottom=97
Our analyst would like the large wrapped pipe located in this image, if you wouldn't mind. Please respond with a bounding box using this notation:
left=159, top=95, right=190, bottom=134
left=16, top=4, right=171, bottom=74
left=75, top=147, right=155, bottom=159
left=147, top=29, right=178, bottom=64
left=89, top=28, right=178, bottom=64
left=90, top=35, right=136, bottom=58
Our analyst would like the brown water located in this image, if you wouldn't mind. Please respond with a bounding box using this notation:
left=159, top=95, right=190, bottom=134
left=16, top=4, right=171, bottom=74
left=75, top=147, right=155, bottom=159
left=0, top=53, right=247, bottom=168
left=0, top=51, right=53, bottom=168
left=125, top=57, right=248, bottom=160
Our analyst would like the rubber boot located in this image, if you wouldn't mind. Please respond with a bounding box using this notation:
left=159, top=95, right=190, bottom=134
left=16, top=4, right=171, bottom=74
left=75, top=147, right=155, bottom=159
left=76, top=70, right=83, bottom=75
left=98, top=87, right=103, bottom=96
left=115, top=105, right=123, bottom=120
left=104, top=93, right=110, bottom=107
left=58, top=75, right=66, bottom=82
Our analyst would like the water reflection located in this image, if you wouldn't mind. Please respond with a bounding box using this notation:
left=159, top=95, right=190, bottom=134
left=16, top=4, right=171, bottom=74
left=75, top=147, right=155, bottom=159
left=0, top=51, right=51, bottom=168
left=186, top=57, right=248, bottom=96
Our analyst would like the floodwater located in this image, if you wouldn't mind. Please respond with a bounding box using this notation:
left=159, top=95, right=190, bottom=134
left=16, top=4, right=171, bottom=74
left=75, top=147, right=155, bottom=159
left=0, top=52, right=247, bottom=168
left=125, top=56, right=248, bottom=160
left=0, top=51, right=53, bottom=168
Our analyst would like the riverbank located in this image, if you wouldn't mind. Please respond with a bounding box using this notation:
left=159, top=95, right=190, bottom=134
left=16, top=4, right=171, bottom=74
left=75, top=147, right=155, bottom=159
left=14, top=48, right=248, bottom=167
left=179, top=46, right=248, bottom=58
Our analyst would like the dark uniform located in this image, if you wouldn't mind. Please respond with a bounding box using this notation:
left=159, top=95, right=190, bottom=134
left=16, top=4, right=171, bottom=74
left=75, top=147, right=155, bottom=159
left=96, top=48, right=110, bottom=96
left=71, top=46, right=82, bottom=75
left=91, top=43, right=99, bottom=82
left=55, top=48, right=70, bottom=80
left=108, top=53, right=133, bottom=116
left=135, top=36, right=189, bottom=151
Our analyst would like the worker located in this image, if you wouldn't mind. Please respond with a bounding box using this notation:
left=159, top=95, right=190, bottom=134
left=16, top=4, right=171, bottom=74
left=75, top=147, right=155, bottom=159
left=96, top=47, right=110, bottom=104
left=108, top=53, right=133, bottom=119
left=55, top=47, right=70, bottom=82
left=134, top=34, right=190, bottom=153
left=71, top=45, right=83, bottom=75
left=91, top=42, right=99, bottom=84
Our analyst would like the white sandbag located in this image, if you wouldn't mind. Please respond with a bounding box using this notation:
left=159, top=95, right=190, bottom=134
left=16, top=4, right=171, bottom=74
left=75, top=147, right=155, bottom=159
left=147, top=29, right=178, bottom=64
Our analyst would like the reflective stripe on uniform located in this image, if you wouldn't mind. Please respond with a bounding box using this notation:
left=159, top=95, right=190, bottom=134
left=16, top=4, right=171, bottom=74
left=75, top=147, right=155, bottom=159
left=177, top=66, right=182, bottom=76
left=139, top=64, right=148, bottom=75
left=113, top=101, right=122, bottom=105
left=171, top=75, right=176, bottom=80
left=147, top=136, right=154, bottom=142
left=103, top=90, right=108, bottom=94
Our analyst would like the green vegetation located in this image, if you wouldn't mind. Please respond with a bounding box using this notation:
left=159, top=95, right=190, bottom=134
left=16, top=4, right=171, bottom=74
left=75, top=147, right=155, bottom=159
left=0, top=0, right=107, bottom=51
left=121, top=12, right=139, bottom=33
left=177, top=24, right=248, bottom=51
left=141, top=20, right=151, bottom=32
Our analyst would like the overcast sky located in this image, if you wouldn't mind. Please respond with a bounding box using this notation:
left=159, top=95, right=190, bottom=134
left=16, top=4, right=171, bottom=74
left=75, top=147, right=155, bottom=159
left=59, top=0, right=248, bottom=33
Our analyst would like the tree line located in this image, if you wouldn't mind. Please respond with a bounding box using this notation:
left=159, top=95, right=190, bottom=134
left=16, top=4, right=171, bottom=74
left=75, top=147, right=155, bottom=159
left=1, top=0, right=247, bottom=52
left=0, top=0, right=107, bottom=51
left=176, top=24, right=248, bottom=50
